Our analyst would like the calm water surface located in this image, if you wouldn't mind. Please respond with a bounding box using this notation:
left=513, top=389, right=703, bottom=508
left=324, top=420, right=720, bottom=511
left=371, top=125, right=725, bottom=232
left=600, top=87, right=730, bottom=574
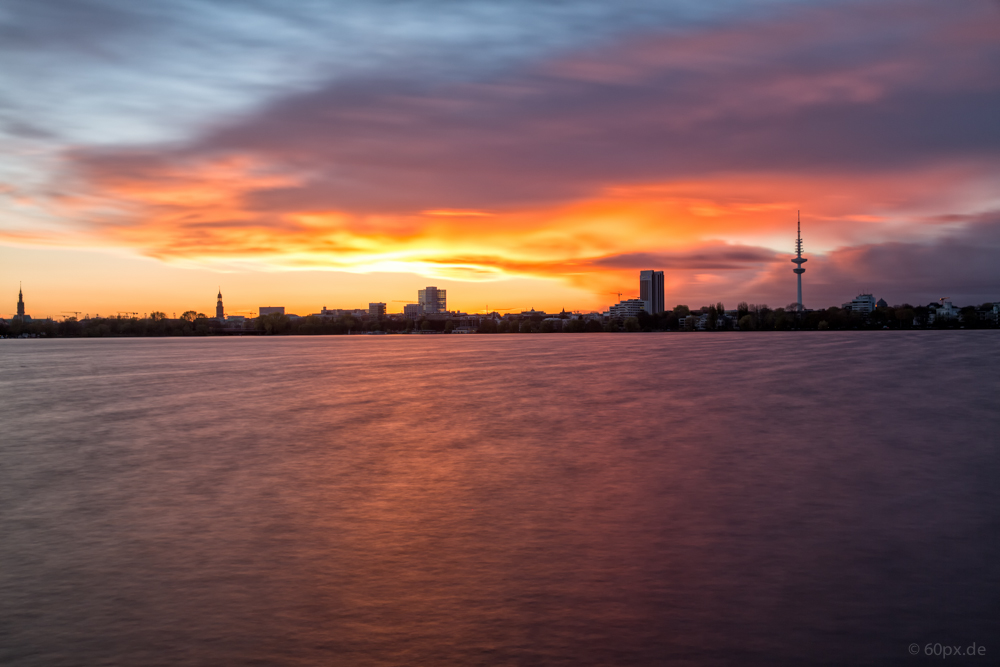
left=1, top=333, right=998, bottom=666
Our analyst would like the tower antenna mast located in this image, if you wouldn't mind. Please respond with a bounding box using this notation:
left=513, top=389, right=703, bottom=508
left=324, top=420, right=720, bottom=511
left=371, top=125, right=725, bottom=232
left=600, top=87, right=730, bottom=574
left=791, top=211, right=807, bottom=310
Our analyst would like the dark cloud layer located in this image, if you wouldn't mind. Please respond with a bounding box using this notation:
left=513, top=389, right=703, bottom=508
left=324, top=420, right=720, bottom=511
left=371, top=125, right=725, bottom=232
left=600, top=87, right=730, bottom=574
left=594, top=247, right=779, bottom=271
left=69, top=0, right=1000, bottom=216
left=753, top=214, right=1000, bottom=307
left=4, top=0, right=999, bottom=306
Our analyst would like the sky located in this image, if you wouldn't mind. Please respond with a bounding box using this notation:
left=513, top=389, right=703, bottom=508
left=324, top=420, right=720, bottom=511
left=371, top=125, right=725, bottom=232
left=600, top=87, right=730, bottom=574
left=2, top=0, right=999, bottom=318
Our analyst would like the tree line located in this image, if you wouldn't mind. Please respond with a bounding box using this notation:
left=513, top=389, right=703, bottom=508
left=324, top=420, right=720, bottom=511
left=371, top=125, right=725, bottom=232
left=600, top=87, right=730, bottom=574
left=3, top=301, right=994, bottom=338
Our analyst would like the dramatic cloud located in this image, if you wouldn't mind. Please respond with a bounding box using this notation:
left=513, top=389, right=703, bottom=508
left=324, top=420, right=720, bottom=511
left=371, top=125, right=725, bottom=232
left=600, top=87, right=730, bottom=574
left=739, top=213, right=1000, bottom=308
left=2, top=0, right=999, bottom=307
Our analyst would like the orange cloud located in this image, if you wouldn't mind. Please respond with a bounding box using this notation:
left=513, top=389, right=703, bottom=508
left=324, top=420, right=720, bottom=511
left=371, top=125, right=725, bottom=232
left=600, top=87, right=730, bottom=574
left=6, top=0, right=997, bottom=312
left=31, top=142, right=991, bottom=308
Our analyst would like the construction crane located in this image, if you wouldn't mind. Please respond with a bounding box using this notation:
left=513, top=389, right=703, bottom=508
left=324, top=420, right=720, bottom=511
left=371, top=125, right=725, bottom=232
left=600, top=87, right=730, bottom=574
left=61, top=310, right=82, bottom=319
left=392, top=300, right=417, bottom=303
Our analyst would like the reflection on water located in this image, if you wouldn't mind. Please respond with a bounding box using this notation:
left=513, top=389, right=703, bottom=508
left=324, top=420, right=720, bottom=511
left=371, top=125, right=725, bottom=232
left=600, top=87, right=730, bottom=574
left=1, top=333, right=998, bottom=666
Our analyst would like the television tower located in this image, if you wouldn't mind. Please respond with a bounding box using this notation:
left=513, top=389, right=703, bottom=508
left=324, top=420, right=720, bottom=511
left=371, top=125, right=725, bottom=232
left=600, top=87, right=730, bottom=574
left=791, top=212, right=807, bottom=310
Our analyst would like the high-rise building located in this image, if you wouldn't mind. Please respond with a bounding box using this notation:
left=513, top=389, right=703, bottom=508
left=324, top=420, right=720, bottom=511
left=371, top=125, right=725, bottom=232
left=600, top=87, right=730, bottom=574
left=216, top=289, right=224, bottom=319
left=791, top=212, right=807, bottom=310
left=369, top=302, right=386, bottom=318
left=418, top=286, right=447, bottom=314
left=639, top=270, right=664, bottom=315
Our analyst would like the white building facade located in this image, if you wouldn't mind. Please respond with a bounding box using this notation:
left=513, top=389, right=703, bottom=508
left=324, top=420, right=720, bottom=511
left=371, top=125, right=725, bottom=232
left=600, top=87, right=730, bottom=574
left=607, top=298, right=645, bottom=318
left=843, top=294, right=876, bottom=314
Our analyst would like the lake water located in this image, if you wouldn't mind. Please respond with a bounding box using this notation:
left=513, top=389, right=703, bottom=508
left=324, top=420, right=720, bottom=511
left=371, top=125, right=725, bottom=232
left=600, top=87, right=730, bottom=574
left=1, top=333, right=998, bottom=666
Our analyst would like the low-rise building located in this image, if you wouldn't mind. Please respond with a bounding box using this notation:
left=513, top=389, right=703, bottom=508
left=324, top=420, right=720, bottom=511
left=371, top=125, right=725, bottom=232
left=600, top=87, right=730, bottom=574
left=317, top=307, right=368, bottom=319
left=606, top=298, right=645, bottom=318
left=259, top=306, right=285, bottom=316
left=842, top=293, right=877, bottom=314
left=928, top=298, right=960, bottom=323
left=369, top=302, right=386, bottom=318
left=678, top=313, right=710, bottom=330
left=542, top=317, right=564, bottom=332
left=841, top=294, right=872, bottom=313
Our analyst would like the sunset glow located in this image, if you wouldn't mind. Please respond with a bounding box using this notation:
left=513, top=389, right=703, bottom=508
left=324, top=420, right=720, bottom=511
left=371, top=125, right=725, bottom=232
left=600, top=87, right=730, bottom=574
left=2, top=0, right=999, bottom=316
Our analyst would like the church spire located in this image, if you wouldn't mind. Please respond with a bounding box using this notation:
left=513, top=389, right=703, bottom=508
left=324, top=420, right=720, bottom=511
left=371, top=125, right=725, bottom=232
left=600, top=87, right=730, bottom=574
left=216, top=287, right=224, bottom=319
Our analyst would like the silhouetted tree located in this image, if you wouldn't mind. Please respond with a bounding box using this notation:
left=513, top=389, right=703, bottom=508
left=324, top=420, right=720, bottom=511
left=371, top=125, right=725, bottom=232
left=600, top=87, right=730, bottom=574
left=706, top=306, right=718, bottom=330
left=961, top=307, right=981, bottom=327
left=257, top=312, right=289, bottom=335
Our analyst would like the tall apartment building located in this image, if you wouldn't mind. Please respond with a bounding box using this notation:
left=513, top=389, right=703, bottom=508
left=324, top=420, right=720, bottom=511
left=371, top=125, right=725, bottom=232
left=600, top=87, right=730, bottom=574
left=639, top=270, right=664, bottom=315
left=418, top=286, right=447, bottom=314
left=368, top=302, right=386, bottom=318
